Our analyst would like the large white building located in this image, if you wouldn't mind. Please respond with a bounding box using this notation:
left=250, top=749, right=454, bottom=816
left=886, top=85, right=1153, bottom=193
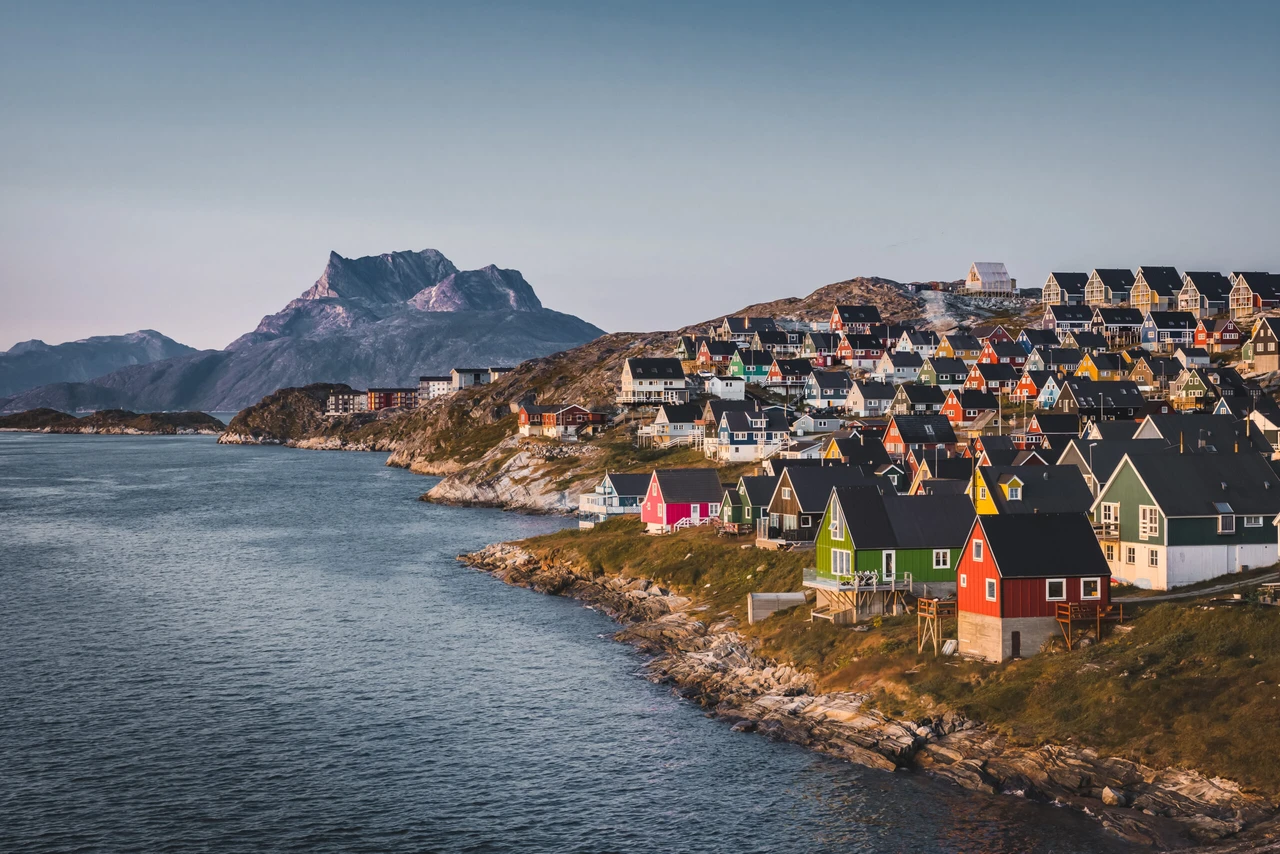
left=964, top=262, right=1014, bottom=295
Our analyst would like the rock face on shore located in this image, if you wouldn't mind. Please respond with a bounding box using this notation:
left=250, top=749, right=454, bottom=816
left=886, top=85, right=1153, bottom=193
left=462, top=542, right=1276, bottom=850
left=0, top=408, right=224, bottom=435
left=413, top=436, right=600, bottom=512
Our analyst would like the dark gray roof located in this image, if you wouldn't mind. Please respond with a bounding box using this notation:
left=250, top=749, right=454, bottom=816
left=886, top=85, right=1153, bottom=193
left=738, top=474, right=780, bottom=508
left=916, top=479, right=971, bottom=496
left=1049, top=272, right=1089, bottom=291
left=900, top=384, right=947, bottom=404
left=603, top=473, right=652, bottom=497
left=1184, top=271, right=1231, bottom=297
left=754, top=330, right=790, bottom=346
left=852, top=380, right=897, bottom=400
left=1066, top=331, right=1108, bottom=349
left=657, top=403, right=703, bottom=425
left=1061, top=379, right=1145, bottom=409
left=832, top=487, right=975, bottom=550
left=835, top=305, right=883, bottom=324
left=1136, top=266, right=1183, bottom=295
left=827, top=435, right=891, bottom=467
left=1047, top=305, right=1093, bottom=322
left=1019, top=329, right=1061, bottom=347
left=1035, top=347, right=1083, bottom=366
left=1139, top=413, right=1272, bottom=455
left=989, top=342, right=1027, bottom=358
left=1031, top=414, right=1081, bottom=435
left=1122, top=452, right=1280, bottom=517
left=1093, top=268, right=1136, bottom=289
left=652, top=468, right=725, bottom=504
left=890, top=415, right=958, bottom=444
left=941, top=333, right=981, bottom=350
left=925, top=457, right=975, bottom=481
left=955, top=389, right=999, bottom=410
left=1144, top=311, right=1197, bottom=330
left=703, top=399, right=757, bottom=423
left=1092, top=421, right=1139, bottom=440
left=805, top=332, right=840, bottom=350
left=980, top=514, right=1111, bottom=579
left=1055, top=438, right=1172, bottom=484
left=778, top=466, right=879, bottom=513
left=978, top=465, right=1093, bottom=514
left=725, top=316, right=777, bottom=334
left=701, top=340, right=739, bottom=356
left=924, top=357, right=969, bottom=375
left=888, top=352, right=924, bottom=368
left=842, top=333, right=883, bottom=349
left=722, top=408, right=789, bottom=433
left=976, top=363, right=1018, bottom=381
left=1094, top=307, right=1144, bottom=325
left=772, top=358, right=813, bottom=375
left=627, top=358, right=684, bottom=378
left=809, top=370, right=852, bottom=393
left=734, top=349, right=774, bottom=366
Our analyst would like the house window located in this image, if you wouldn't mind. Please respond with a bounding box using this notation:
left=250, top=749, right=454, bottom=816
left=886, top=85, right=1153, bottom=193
left=1101, top=503, right=1119, bottom=525
left=831, top=549, right=852, bottom=577
left=1008, top=486, right=1022, bottom=501
left=1245, top=516, right=1264, bottom=527
left=933, top=549, right=950, bottom=569
left=1219, top=514, right=1236, bottom=534
left=985, top=578, right=997, bottom=601
left=830, top=513, right=843, bottom=540
left=1148, top=549, right=1159, bottom=568
left=801, top=516, right=811, bottom=528
left=1046, top=579, right=1066, bottom=601
left=781, top=488, right=791, bottom=500
left=1104, top=542, right=1116, bottom=561
left=1126, top=546, right=1136, bottom=564
left=978, top=487, right=988, bottom=501
left=1139, top=505, right=1158, bottom=539
left=1081, top=578, right=1101, bottom=599
left=972, top=540, right=984, bottom=561
left=960, top=573, right=967, bottom=588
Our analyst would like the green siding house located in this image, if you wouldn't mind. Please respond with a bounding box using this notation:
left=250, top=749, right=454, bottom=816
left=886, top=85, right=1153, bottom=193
left=809, top=485, right=975, bottom=614
left=1092, top=451, right=1280, bottom=589
left=729, top=350, right=773, bottom=383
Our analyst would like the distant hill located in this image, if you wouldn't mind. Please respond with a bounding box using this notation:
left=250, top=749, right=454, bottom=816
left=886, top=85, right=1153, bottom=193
left=0, top=330, right=196, bottom=399
left=0, top=249, right=604, bottom=413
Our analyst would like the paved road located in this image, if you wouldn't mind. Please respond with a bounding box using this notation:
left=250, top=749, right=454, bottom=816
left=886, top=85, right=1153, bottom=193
left=1115, top=571, right=1280, bottom=603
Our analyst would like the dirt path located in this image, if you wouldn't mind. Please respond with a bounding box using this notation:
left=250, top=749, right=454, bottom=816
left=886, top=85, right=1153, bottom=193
left=1115, top=571, right=1280, bottom=603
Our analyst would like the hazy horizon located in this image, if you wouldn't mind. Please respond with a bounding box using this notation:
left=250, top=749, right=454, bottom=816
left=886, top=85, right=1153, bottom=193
left=3, top=1, right=1278, bottom=351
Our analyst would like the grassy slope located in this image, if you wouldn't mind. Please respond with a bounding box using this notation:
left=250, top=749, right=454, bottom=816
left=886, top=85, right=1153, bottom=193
left=516, top=520, right=1280, bottom=796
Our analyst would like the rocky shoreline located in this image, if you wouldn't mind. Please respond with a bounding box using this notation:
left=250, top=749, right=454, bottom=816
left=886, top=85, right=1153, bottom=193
left=462, top=541, right=1278, bottom=851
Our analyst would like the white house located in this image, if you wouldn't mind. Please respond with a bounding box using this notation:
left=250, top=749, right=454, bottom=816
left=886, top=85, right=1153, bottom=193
left=964, top=262, right=1014, bottom=295
left=706, top=374, right=746, bottom=401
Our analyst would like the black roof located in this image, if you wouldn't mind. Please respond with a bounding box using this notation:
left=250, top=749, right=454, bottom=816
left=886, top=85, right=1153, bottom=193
left=1061, top=379, right=1145, bottom=409
left=978, top=465, right=1093, bottom=514
left=1136, top=266, right=1183, bottom=295
left=1047, top=305, right=1093, bottom=322
left=1094, top=307, right=1145, bottom=325
left=772, top=358, right=813, bottom=376
left=924, top=356, right=969, bottom=375
left=975, top=363, right=1018, bottom=381
left=1031, top=413, right=1081, bottom=435
left=701, top=340, right=739, bottom=356
left=627, top=358, right=684, bottom=378
left=1056, top=437, right=1172, bottom=484
left=1035, top=347, right=1083, bottom=366
left=1184, top=271, right=1232, bottom=297
left=1139, top=413, right=1272, bottom=456
left=737, top=474, right=780, bottom=508
left=827, top=435, right=891, bottom=467
left=703, top=399, right=758, bottom=422
left=832, top=486, right=975, bottom=550
left=941, top=332, right=981, bottom=350
left=602, top=473, right=652, bottom=497
left=809, top=370, right=852, bottom=392
left=1144, top=311, right=1197, bottom=330
left=652, top=468, right=724, bottom=504
left=734, top=349, right=774, bottom=366
left=852, top=380, right=897, bottom=400
left=657, top=403, right=703, bottom=425
left=725, top=316, right=777, bottom=334
left=835, top=305, right=883, bottom=324
left=887, top=352, right=924, bottom=368
left=890, top=414, right=958, bottom=444
left=842, top=333, right=883, bottom=349
left=1049, top=272, right=1089, bottom=292
left=805, top=332, right=840, bottom=349
left=776, top=466, right=879, bottom=513
left=754, top=330, right=790, bottom=346
left=924, top=457, right=975, bottom=481
left=980, top=514, right=1111, bottom=579
left=899, top=384, right=947, bottom=404
left=1120, top=451, right=1280, bottom=517
left=1091, top=421, right=1139, bottom=440
left=955, top=389, right=999, bottom=410
left=1092, top=268, right=1136, bottom=289
left=722, top=408, right=789, bottom=432
left=1066, top=331, right=1108, bottom=349
left=1019, top=329, right=1060, bottom=346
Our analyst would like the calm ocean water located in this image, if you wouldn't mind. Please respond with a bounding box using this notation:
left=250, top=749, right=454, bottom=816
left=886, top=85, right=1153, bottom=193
left=0, top=434, right=1134, bottom=853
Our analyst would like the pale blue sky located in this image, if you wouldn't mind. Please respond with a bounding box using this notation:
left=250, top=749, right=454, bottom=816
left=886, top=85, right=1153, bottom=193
left=2, top=1, right=1277, bottom=350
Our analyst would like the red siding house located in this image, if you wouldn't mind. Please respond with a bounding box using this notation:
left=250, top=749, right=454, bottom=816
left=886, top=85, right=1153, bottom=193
left=940, top=389, right=998, bottom=426
left=977, top=340, right=1028, bottom=369
left=640, top=469, right=724, bottom=533
left=956, top=514, right=1111, bottom=661
left=882, top=415, right=958, bottom=458
left=971, top=324, right=1015, bottom=346
left=1194, top=318, right=1242, bottom=353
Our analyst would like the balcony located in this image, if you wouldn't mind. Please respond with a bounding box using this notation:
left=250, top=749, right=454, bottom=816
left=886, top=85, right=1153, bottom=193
left=1093, top=520, right=1120, bottom=540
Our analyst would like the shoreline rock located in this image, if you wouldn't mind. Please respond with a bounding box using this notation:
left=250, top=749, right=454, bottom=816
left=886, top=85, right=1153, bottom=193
left=461, top=541, right=1276, bottom=851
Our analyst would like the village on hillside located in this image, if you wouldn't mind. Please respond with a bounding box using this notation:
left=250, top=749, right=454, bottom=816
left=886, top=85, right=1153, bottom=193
left=327, top=263, right=1280, bottom=664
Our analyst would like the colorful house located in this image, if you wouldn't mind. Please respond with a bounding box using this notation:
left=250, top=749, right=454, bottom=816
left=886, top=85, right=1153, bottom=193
left=941, top=389, right=999, bottom=427
left=1041, top=272, right=1088, bottom=306
left=1178, top=271, right=1232, bottom=318
left=804, top=370, right=852, bottom=408
left=1092, top=451, right=1280, bottom=588
left=957, top=514, right=1112, bottom=661
left=1074, top=352, right=1125, bottom=381
left=578, top=472, right=651, bottom=528
left=831, top=305, right=883, bottom=335
left=1016, top=329, right=1060, bottom=353
left=836, top=333, right=884, bottom=370
left=917, top=356, right=969, bottom=390
left=1140, top=311, right=1197, bottom=351
left=1084, top=268, right=1136, bottom=307
left=969, top=465, right=1092, bottom=515
left=718, top=474, right=779, bottom=532
left=1130, top=266, right=1183, bottom=312
left=1044, top=304, right=1094, bottom=335
left=640, top=469, right=724, bottom=534
left=978, top=340, right=1028, bottom=369
left=935, top=332, right=983, bottom=364
left=1194, top=318, right=1242, bottom=353
left=883, top=415, right=958, bottom=458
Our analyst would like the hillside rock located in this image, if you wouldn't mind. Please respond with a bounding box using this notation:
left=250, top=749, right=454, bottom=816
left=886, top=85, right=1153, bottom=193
left=0, top=408, right=223, bottom=435
left=0, top=330, right=196, bottom=400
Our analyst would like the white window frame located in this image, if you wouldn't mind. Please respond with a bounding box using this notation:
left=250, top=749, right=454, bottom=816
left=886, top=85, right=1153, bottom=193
left=831, top=548, right=852, bottom=577
left=882, top=551, right=896, bottom=583
left=972, top=539, right=984, bottom=561
left=1008, top=485, right=1022, bottom=501
left=1104, top=542, right=1116, bottom=561
left=1245, top=515, right=1264, bottom=528
left=1139, top=505, right=1158, bottom=540
left=781, top=488, right=791, bottom=500
left=1045, top=578, right=1067, bottom=601
left=1101, top=503, right=1119, bottom=525
left=1219, top=514, right=1236, bottom=534
left=801, top=516, right=811, bottom=528
left=978, top=487, right=988, bottom=501
left=829, top=512, right=843, bottom=540
left=1148, top=548, right=1159, bottom=568
left=960, top=573, right=967, bottom=588
left=1126, top=546, right=1136, bottom=565
left=985, top=578, right=997, bottom=601
left=933, top=549, right=950, bottom=569
left=1081, top=577, right=1101, bottom=600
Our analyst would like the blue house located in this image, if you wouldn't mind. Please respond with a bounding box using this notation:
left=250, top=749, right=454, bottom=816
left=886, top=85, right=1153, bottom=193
left=1140, top=311, right=1197, bottom=351
left=1033, top=374, right=1065, bottom=409
left=1016, top=328, right=1060, bottom=354
left=715, top=408, right=790, bottom=462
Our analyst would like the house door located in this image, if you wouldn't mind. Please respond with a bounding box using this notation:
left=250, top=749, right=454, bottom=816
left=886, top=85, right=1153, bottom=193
left=690, top=505, right=700, bottom=525
left=1010, top=631, right=1021, bottom=659
left=883, top=552, right=896, bottom=583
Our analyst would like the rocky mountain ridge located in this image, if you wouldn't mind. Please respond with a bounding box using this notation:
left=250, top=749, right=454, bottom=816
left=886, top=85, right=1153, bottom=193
left=0, top=330, right=196, bottom=399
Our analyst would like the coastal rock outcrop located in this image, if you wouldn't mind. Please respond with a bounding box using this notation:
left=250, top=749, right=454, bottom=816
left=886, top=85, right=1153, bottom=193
left=0, top=408, right=224, bottom=435
left=461, top=542, right=1276, bottom=850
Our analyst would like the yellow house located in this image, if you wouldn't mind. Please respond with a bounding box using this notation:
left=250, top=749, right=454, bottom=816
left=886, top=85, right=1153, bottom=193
left=935, top=333, right=983, bottom=364
left=968, top=468, right=1021, bottom=514
left=1074, top=352, right=1123, bottom=381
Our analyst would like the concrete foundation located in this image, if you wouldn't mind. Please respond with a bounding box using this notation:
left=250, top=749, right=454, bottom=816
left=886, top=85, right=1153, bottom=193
left=958, top=612, right=1059, bottom=662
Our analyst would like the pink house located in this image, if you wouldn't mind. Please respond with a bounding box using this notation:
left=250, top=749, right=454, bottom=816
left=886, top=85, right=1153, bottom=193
left=640, top=469, right=724, bottom=533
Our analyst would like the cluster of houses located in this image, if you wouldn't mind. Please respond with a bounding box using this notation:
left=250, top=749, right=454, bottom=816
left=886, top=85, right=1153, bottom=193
left=325, top=367, right=513, bottom=415
left=1042, top=266, right=1280, bottom=321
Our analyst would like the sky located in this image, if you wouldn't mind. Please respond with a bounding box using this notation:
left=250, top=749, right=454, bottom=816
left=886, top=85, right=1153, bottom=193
left=1, top=0, right=1278, bottom=351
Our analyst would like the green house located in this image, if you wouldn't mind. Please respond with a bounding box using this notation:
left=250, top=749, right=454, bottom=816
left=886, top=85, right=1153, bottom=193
left=730, top=349, right=773, bottom=382
left=1092, top=451, right=1280, bottom=590
left=810, top=484, right=975, bottom=593
left=719, top=474, right=779, bottom=529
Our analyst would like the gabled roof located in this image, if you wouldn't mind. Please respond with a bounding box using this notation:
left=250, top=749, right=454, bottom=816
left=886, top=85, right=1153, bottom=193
left=1056, top=437, right=1172, bottom=483
left=898, top=384, right=947, bottom=404
left=841, top=333, right=883, bottom=350
left=808, top=370, right=852, bottom=393
left=832, top=486, right=975, bottom=550
left=1086, top=352, right=1125, bottom=372
left=979, top=514, right=1110, bottom=579
left=971, top=324, right=1010, bottom=340
left=1030, top=413, right=1081, bottom=435
left=656, top=403, right=703, bottom=425
left=1136, top=266, right=1183, bottom=295
left=1033, top=347, right=1083, bottom=366
left=887, top=351, right=924, bottom=368
left=827, top=435, right=891, bottom=467
left=1090, top=420, right=1140, bottom=440
left=1137, top=413, right=1272, bottom=455
left=975, top=363, right=1018, bottom=381
left=722, top=408, right=789, bottom=433
left=754, top=330, right=790, bottom=346
left=1046, top=304, right=1093, bottom=322
left=733, top=349, right=774, bottom=366
left=889, top=414, right=958, bottom=444
left=904, top=330, right=940, bottom=346
left=970, top=262, right=1011, bottom=284
left=627, top=358, right=685, bottom=378
left=651, top=468, right=724, bottom=504
left=1048, top=272, right=1088, bottom=292
left=703, top=399, right=757, bottom=423
left=923, top=356, right=969, bottom=375
left=978, top=465, right=1092, bottom=514
left=778, top=466, right=879, bottom=512
left=1093, top=307, right=1145, bottom=325
left=1184, top=271, right=1232, bottom=297
left=737, top=474, right=780, bottom=508
left=771, top=358, right=813, bottom=375
left=834, top=305, right=883, bottom=325
left=1019, top=370, right=1054, bottom=389
left=1176, top=345, right=1210, bottom=359
left=700, top=340, right=739, bottom=356
left=924, top=457, right=975, bottom=481
left=725, top=316, right=777, bottom=334
left=1065, top=331, right=1108, bottom=349
left=1018, top=329, right=1060, bottom=347
left=603, top=472, right=652, bottom=497
left=1116, top=452, right=1280, bottom=517
left=1060, top=378, right=1145, bottom=409
left=1091, top=268, right=1136, bottom=289
left=850, top=380, right=897, bottom=400
left=804, top=332, right=840, bottom=350
left=1143, top=311, right=1197, bottom=330
left=953, top=389, right=999, bottom=410
left=988, top=342, right=1027, bottom=359
left=940, top=332, right=981, bottom=350
left=1210, top=318, right=1241, bottom=333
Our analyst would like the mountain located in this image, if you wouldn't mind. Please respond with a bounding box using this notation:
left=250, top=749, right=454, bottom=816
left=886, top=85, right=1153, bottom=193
left=0, top=249, right=604, bottom=413
left=0, top=330, right=197, bottom=399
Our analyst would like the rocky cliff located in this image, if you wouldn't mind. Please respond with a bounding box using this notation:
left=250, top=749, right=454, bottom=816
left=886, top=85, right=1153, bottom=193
left=2, top=249, right=604, bottom=413
left=0, top=330, right=196, bottom=400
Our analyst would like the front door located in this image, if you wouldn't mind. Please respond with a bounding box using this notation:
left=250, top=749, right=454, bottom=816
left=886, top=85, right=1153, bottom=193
left=883, top=551, right=895, bottom=583
left=690, top=505, right=700, bottom=525
left=1010, top=631, right=1021, bottom=659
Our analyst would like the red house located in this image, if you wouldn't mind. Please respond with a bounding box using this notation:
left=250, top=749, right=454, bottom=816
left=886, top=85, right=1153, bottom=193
left=640, top=469, right=724, bottom=533
left=971, top=324, right=1014, bottom=346
left=956, top=514, right=1111, bottom=661
left=830, top=305, right=882, bottom=335
left=882, top=414, right=957, bottom=458
left=836, top=333, right=884, bottom=369
left=977, top=340, right=1028, bottom=369
left=940, top=389, right=998, bottom=426
left=1194, top=318, right=1242, bottom=353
